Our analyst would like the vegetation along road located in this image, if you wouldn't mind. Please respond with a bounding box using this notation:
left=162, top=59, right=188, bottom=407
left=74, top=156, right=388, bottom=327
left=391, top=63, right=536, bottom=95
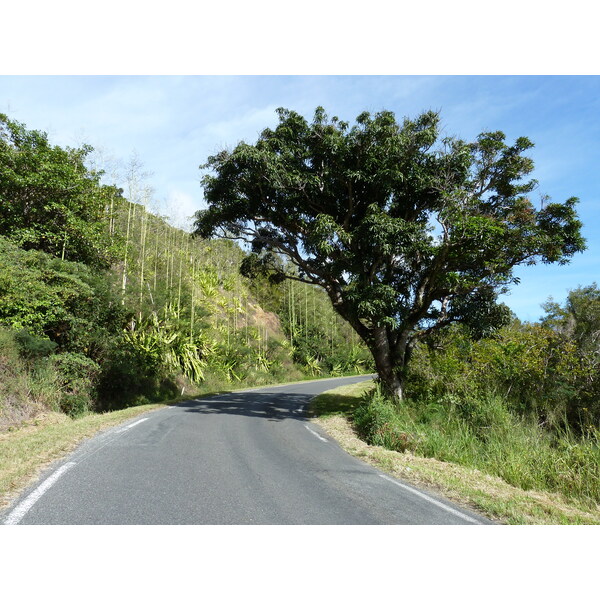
left=2, top=375, right=489, bottom=525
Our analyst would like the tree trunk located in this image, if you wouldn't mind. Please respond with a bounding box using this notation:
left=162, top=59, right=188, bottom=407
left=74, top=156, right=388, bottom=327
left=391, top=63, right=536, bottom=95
left=121, top=201, right=133, bottom=305
left=370, top=327, right=405, bottom=402
left=377, top=363, right=404, bottom=402
left=327, top=291, right=409, bottom=402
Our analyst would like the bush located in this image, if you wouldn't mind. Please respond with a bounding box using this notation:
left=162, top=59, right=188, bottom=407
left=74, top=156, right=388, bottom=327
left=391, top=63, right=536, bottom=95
left=95, top=337, right=179, bottom=411
left=406, top=322, right=588, bottom=432
left=49, top=352, right=101, bottom=417
left=14, top=330, right=57, bottom=359
left=353, top=385, right=419, bottom=453
left=350, top=378, right=600, bottom=506
left=0, top=327, right=63, bottom=428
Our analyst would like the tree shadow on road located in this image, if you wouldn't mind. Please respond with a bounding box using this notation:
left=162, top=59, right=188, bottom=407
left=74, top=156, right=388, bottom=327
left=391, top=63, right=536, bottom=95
left=177, top=390, right=314, bottom=422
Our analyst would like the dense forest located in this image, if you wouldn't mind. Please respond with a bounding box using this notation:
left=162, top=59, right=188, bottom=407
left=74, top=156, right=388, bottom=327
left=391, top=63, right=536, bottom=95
left=1, top=113, right=598, bottom=509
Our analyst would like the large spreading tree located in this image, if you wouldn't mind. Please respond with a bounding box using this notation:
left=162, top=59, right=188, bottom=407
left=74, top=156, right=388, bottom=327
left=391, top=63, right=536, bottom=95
left=193, top=107, right=585, bottom=400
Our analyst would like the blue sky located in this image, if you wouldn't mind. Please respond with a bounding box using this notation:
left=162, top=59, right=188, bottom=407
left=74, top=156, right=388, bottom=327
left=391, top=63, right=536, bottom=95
left=1, top=75, right=598, bottom=322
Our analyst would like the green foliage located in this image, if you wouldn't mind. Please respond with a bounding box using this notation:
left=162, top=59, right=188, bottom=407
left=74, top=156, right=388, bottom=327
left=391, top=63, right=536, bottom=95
left=0, top=235, right=126, bottom=355
left=352, top=381, right=600, bottom=506
left=0, top=114, right=121, bottom=268
left=0, top=328, right=38, bottom=429
left=95, top=336, right=179, bottom=412
left=0, top=327, right=90, bottom=425
left=540, top=283, right=600, bottom=427
left=276, top=277, right=373, bottom=377
left=354, top=384, right=419, bottom=452
left=194, top=105, right=585, bottom=396
left=49, top=352, right=101, bottom=417
left=124, top=307, right=209, bottom=383
left=407, top=322, right=588, bottom=431
left=14, top=330, right=57, bottom=359
left=204, top=330, right=291, bottom=385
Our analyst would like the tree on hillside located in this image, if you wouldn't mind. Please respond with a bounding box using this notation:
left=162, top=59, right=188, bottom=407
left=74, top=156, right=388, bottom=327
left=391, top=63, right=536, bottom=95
left=193, top=107, right=585, bottom=400
left=0, top=114, right=121, bottom=268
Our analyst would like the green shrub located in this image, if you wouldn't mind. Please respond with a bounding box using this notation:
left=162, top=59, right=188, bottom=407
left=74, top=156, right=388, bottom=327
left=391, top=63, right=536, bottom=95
left=351, top=377, right=600, bottom=506
left=406, top=322, right=590, bottom=433
left=49, top=352, right=101, bottom=417
left=0, top=327, right=62, bottom=428
left=354, top=385, right=419, bottom=453
left=95, top=336, right=179, bottom=411
left=14, top=330, right=57, bottom=359
left=0, top=327, right=20, bottom=363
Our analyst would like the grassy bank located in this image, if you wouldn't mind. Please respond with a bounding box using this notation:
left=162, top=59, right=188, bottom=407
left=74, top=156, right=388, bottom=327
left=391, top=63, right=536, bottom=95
left=309, top=381, right=600, bottom=525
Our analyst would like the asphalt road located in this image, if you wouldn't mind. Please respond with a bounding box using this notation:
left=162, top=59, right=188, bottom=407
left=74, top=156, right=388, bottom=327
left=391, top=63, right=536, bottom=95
left=3, top=375, right=490, bottom=525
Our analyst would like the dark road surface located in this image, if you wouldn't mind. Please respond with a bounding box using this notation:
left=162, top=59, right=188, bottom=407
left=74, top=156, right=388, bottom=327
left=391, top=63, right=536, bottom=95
left=3, top=375, right=490, bottom=525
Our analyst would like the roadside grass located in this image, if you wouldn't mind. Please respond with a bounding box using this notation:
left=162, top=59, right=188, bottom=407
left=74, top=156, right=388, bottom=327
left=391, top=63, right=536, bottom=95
left=309, top=381, right=600, bottom=525
left=308, top=380, right=374, bottom=416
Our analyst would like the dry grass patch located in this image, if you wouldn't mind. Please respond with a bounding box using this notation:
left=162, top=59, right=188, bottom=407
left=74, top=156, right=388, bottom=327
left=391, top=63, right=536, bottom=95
left=312, top=409, right=600, bottom=525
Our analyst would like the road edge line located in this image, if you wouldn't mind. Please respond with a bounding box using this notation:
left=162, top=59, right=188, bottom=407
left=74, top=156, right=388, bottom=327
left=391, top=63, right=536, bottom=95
left=378, top=473, right=482, bottom=524
left=4, top=462, right=77, bottom=525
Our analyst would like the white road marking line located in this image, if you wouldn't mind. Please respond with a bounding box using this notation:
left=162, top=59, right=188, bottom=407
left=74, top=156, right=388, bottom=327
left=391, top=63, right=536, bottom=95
left=378, top=474, right=482, bottom=524
left=4, top=462, right=77, bottom=525
left=304, top=425, right=328, bottom=443
left=124, top=418, right=149, bottom=430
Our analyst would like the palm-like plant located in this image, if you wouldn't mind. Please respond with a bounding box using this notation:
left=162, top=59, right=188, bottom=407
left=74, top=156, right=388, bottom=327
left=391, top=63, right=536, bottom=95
left=124, top=306, right=210, bottom=382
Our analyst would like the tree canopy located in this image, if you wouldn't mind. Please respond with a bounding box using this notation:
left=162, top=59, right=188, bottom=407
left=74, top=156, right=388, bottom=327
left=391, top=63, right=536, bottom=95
left=194, top=106, right=586, bottom=399
left=0, top=114, right=121, bottom=269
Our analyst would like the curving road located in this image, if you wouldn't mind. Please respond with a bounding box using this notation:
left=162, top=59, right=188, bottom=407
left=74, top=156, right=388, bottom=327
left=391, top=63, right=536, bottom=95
left=3, top=375, right=490, bottom=525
